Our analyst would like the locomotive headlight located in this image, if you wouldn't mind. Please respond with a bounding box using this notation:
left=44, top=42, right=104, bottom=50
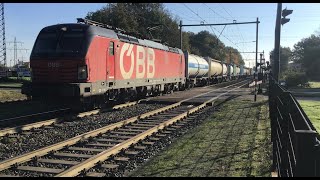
left=78, top=65, right=88, bottom=80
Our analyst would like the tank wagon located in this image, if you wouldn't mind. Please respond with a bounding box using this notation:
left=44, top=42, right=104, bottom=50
left=240, top=65, right=252, bottom=77
left=233, top=64, right=240, bottom=80
left=22, top=18, right=252, bottom=110
left=184, top=52, right=209, bottom=87
left=227, top=64, right=234, bottom=79
left=204, top=57, right=227, bottom=83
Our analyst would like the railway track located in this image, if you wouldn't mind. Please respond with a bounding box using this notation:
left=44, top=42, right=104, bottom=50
left=0, top=101, right=140, bottom=137
left=0, top=98, right=30, bottom=106
left=0, top=108, right=70, bottom=130
left=0, top=80, right=248, bottom=177
left=0, top=78, right=246, bottom=137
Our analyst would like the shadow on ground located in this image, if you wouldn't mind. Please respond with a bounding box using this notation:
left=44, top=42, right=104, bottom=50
left=130, top=95, right=272, bottom=177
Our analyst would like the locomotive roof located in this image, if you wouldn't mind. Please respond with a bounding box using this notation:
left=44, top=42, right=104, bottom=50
left=42, top=23, right=183, bottom=55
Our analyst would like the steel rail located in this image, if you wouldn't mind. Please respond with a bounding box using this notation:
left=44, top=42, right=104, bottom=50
left=0, top=108, right=71, bottom=123
left=0, top=80, right=248, bottom=174
left=0, top=98, right=29, bottom=104
left=0, top=101, right=183, bottom=171
left=0, top=80, right=246, bottom=137
left=57, top=80, right=248, bottom=177
left=0, top=101, right=139, bottom=137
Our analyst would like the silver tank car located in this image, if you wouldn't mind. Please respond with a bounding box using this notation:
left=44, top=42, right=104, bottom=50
left=228, top=64, right=234, bottom=76
left=240, top=65, right=244, bottom=75
left=222, top=63, right=227, bottom=75
left=236, top=66, right=240, bottom=75
left=185, top=52, right=209, bottom=78
left=204, top=57, right=227, bottom=77
left=244, top=67, right=251, bottom=75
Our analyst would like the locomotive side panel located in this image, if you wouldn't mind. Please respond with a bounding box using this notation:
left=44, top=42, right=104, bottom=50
left=85, top=36, right=109, bottom=82
left=113, top=42, right=185, bottom=88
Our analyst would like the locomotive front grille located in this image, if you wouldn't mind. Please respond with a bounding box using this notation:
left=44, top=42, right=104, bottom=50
left=32, top=66, right=77, bottom=83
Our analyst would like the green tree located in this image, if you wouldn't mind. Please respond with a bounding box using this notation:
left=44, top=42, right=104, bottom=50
left=188, top=30, right=243, bottom=65
left=304, top=46, right=320, bottom=80
left=85, top=3, right=244, bottom=65
left=86, top=3, right=181, bottom=48
left=292, top=34, right=320, bottom=63
left=270, top=46, right=292, bottom=78
left=292, top=34, right=320, bottom=80
left=181, top=31, right=191, bottom=52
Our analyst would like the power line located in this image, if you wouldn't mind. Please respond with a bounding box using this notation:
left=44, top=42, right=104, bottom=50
left=202, top=3, right=231, bottom=21
left=182, top=3, right=218, bottom=38
left=202, top=3, right=239, bottom=48
left=217, top=3, right=253, bottom=62
left=7, top=37, right=28, bottom=67
left=182, top=3, right=243, bottom=51
left=170, top=8, right=200, bottom=22
left=217, top=4, right=249, bottom=57
left=218, top=3, right=234, bottom=19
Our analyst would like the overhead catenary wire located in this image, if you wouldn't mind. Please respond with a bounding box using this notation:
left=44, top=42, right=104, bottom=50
left=182, top=3, right=243, bottom=51
left=216, top=3, right=252, bottom=63
left=202, top=3, right=231, bottom=21
left=182, top=3, right=218, bottom=38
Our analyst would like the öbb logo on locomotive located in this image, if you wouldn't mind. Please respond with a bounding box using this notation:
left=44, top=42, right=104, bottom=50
left=120, top=43, right=155, bottom=79
left=48, top=62, right=60, bottom=68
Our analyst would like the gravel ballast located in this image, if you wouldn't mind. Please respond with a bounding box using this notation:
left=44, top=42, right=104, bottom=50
left=0, top=103, right=165, bottom=161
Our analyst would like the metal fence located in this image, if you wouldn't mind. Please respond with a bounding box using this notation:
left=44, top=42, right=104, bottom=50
left=269, top=76, right=320, bottom=177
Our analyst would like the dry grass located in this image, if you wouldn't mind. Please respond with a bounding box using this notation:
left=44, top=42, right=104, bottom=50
left=0, top=90, right=26, bottom=102
left=308, top=81, right=320, bottom=88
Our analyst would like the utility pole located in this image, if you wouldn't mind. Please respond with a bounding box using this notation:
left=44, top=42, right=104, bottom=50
left=229, top=50, right=232, bottom=64
left=180, top=20, right=183, bottom=50
left=274, top=3, right=282, bottom=82
left=274, top=3, right=293, bottom=82
left=258, top=52, right=264, bottom=94
left=229, top=50, right=232, bottom=79
left=179, top=20, right=260, bottom=51
left=0, top=3, right=6, bottom=69
left=7, top=37, right=28, bottom=67
left=254, top=17, right=259, bottom=102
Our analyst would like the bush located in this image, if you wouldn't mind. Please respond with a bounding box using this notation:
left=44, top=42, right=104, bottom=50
left=284, top=71, right=308, bottom=87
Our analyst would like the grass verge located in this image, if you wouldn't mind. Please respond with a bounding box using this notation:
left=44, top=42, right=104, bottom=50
left=0, top=82, right=22, bottom=88
left=130, top=97, right=272, bottom=177
left=298, top=100, right=320, bottom=133
left=308, top=81, right=320, bottom=88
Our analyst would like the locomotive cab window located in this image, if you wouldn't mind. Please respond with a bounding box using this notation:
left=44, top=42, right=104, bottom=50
left=31, top=27, right=87, bottom=58
left=109, top=41, right=114, bottom=56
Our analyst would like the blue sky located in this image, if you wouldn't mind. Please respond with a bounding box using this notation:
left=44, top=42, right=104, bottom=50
left=4, top=3, right=320, bottom=68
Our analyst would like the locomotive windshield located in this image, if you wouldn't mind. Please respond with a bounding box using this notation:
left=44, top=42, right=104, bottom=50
left=32, top=26, right=87, bottom=58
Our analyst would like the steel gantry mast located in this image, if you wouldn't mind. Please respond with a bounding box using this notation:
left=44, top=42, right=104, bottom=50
left=0, top=3, right=6, bottom=68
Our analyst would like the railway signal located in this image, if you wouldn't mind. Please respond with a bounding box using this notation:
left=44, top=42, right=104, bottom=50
left=281, top=8, right=293, bottom=25
left=273, top=3, right=293, bottom=82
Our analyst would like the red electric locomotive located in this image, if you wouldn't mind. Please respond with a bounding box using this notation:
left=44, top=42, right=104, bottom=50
left=22, top=18, right=186, bottom=110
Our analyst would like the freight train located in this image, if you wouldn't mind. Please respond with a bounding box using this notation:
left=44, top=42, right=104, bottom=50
left=22, top=18, right=252, bottom=110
